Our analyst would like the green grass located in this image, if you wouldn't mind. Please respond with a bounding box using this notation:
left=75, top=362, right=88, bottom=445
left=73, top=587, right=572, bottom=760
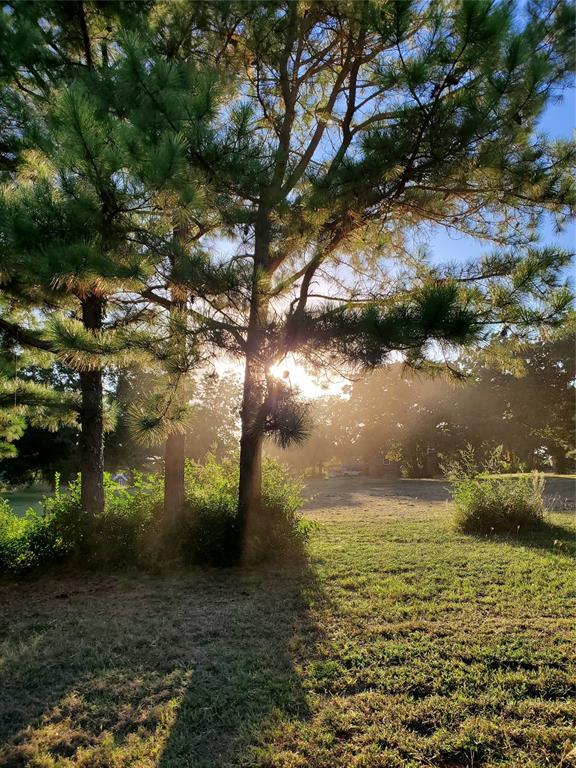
left=0, top=481, right=574, bottom=767
left=1, top=489, right=46, bottom=516
left=495, top=473, right=576, bottom=478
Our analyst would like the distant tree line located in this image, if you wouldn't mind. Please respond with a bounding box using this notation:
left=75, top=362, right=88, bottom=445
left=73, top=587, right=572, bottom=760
left=270, top=337, right=576, bottom=476
left=2, top=336, right=573, bottom=486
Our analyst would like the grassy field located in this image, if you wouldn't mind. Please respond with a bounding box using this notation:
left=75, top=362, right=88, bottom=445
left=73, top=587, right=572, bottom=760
left=0, top=478, right=574, bottom=768
left=1, top=488, right=47, bottom=516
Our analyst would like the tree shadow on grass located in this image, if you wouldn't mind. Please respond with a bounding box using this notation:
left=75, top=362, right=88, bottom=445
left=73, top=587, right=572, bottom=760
left=0, top=563, right=324, bottom=768
left=0, top=574, right=117, bottom=756
left=158, top=563, right=322, bottom=768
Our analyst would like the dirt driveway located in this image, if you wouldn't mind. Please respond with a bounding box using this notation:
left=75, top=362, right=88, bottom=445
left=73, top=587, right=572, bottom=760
left=303, top=476, right=575, bottom=519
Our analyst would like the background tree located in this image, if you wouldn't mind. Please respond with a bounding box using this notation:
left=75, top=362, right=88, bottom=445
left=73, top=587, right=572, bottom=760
left=282, top=335, right=575, bottom=478
left=185, top=372, right=243, bottom=461
left=464, top=336, right=575, bottom=471
left=110, top=14, right=247, bottom=521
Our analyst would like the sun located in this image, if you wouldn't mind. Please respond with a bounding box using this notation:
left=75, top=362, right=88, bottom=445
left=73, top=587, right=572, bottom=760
left=268, top=354, right=344, bottom=399
left=214, top=354, right=346, bottom=399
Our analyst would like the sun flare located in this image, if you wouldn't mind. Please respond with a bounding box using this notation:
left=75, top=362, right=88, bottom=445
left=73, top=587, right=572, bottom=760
left=268, top=354, right=344, bottom=399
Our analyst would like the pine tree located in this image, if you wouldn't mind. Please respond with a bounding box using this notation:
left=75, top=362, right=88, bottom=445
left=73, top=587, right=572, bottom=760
left=110, top=17, right=247, bottom=521
left=0, top=2, right=170, bottom=517
left=1, top=2, right=242, bottom=523
left=155, top=0, right=574, bottom=554
left=112, top=52, right=218, bottom=519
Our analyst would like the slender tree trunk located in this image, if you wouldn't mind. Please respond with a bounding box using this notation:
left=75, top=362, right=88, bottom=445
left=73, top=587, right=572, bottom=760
left=80, top=295, right=105, bottom=518
left=238, top=356, right=265, bottom=541
left=164, top=430, right=186, bottom=523
left=162, top=233, right=188, bottom=523
left=237, top=212, right=271, bottom=555
left=421, top=448, right=431, bottom=478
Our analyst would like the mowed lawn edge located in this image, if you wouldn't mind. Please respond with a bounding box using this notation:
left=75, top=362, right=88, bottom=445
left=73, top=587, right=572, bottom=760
left=0, top=480, right=574, bottom=768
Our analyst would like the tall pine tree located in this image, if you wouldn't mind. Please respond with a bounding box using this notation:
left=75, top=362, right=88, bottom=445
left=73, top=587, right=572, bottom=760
left=153, top=0, right=574, bottom=554
left=1, top=1, right=242, bottom=521
left=0, top=2, right=177, bottom=516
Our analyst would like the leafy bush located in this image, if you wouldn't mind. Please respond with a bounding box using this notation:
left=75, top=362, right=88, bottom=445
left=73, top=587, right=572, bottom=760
left=0, top=472, right=163, bottom=573
left=445, top=446, right=546, bottom=534
left=173, top=454, right=312, bottom=566
left=44, top=471, right=164, bottom=566
left=0, top=497, right=70, bottom=573
left=0, top=457, right=311, bottom=573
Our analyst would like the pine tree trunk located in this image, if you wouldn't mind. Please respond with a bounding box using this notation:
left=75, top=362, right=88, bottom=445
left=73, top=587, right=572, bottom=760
left=238, top=358, right=265, bottom=549
left=237, top=212, right=271, bottom=557
left=164, top=431, right=186, bottom=523
left=162, top=237, right=188, bottom=523
left=80, top=295, right=105, bottom=518
left=421, top=449, right=431, bottom=478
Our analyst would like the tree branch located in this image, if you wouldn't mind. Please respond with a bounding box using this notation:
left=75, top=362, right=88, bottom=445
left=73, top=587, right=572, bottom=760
left=0, top=317, right=53, bottom=351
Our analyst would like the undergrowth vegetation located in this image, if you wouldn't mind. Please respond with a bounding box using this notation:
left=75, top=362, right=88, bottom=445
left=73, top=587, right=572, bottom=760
left=0, top=456, right=310, bottom=573
left=174, top=455, right=311, bottom=566
left=446, top=446, right=546, bottom=534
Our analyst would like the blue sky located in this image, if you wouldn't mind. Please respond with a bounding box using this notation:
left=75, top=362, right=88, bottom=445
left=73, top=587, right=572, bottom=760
left=424, top=88, right=575, bottom=269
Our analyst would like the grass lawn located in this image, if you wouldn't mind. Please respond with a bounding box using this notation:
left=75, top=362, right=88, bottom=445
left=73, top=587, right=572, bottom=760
left=1, top=489, right=47, bottom=516
left=0, top=479, right=574, bottom=768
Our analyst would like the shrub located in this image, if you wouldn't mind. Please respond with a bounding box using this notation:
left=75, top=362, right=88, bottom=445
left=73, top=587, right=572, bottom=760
left=445, top=446, right=546, bottom=534
left=42, top=471, right=164, bottom=566
left=0, top=472, right=163, bottom=574
left=258, top=456, right=313, bottom=558
left=0, top=497, right=70, bottom=573
left=0, top=457, right=311, bottom=573
left=173, top=454, right=313, bottom=566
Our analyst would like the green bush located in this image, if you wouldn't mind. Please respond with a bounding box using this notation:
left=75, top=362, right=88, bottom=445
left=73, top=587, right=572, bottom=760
left=445, top=446, right=546, bottom=534
left=0, top=472, right=163, bottom=573
left=173, top=454, right=312, bottom=566
left=0, top=457, right=311, bottom=573
left=0, top=497, right=70, bottom=573
left=46, top=471, right=163, bottom=565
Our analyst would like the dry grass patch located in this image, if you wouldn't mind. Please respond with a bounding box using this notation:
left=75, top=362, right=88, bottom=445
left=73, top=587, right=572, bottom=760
left=1, top=479, right=574, bottom=767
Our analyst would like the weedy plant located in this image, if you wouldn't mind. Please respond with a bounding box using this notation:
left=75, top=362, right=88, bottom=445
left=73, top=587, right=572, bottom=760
left=0, top=458, right=311, bottom=573
left=169, top=454, right=313, bottom=566
left=0, top=496, right=66, bottom=573
left=444, top=446, right=546, bottom=534
left=0, top=472, right=163, bottom=573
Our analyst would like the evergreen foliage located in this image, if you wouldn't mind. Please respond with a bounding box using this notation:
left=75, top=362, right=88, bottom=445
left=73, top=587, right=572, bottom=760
left=0, top=1, right=574, bottom=556
left=0, top=2, right=234, bottom=518
left=148, top=0, right=573, bottom=539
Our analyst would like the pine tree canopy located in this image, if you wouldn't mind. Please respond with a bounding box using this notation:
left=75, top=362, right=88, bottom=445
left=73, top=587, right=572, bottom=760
left=124, top=0, right=575, bottom=369
left=0, top=0, right=574, bottom=473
